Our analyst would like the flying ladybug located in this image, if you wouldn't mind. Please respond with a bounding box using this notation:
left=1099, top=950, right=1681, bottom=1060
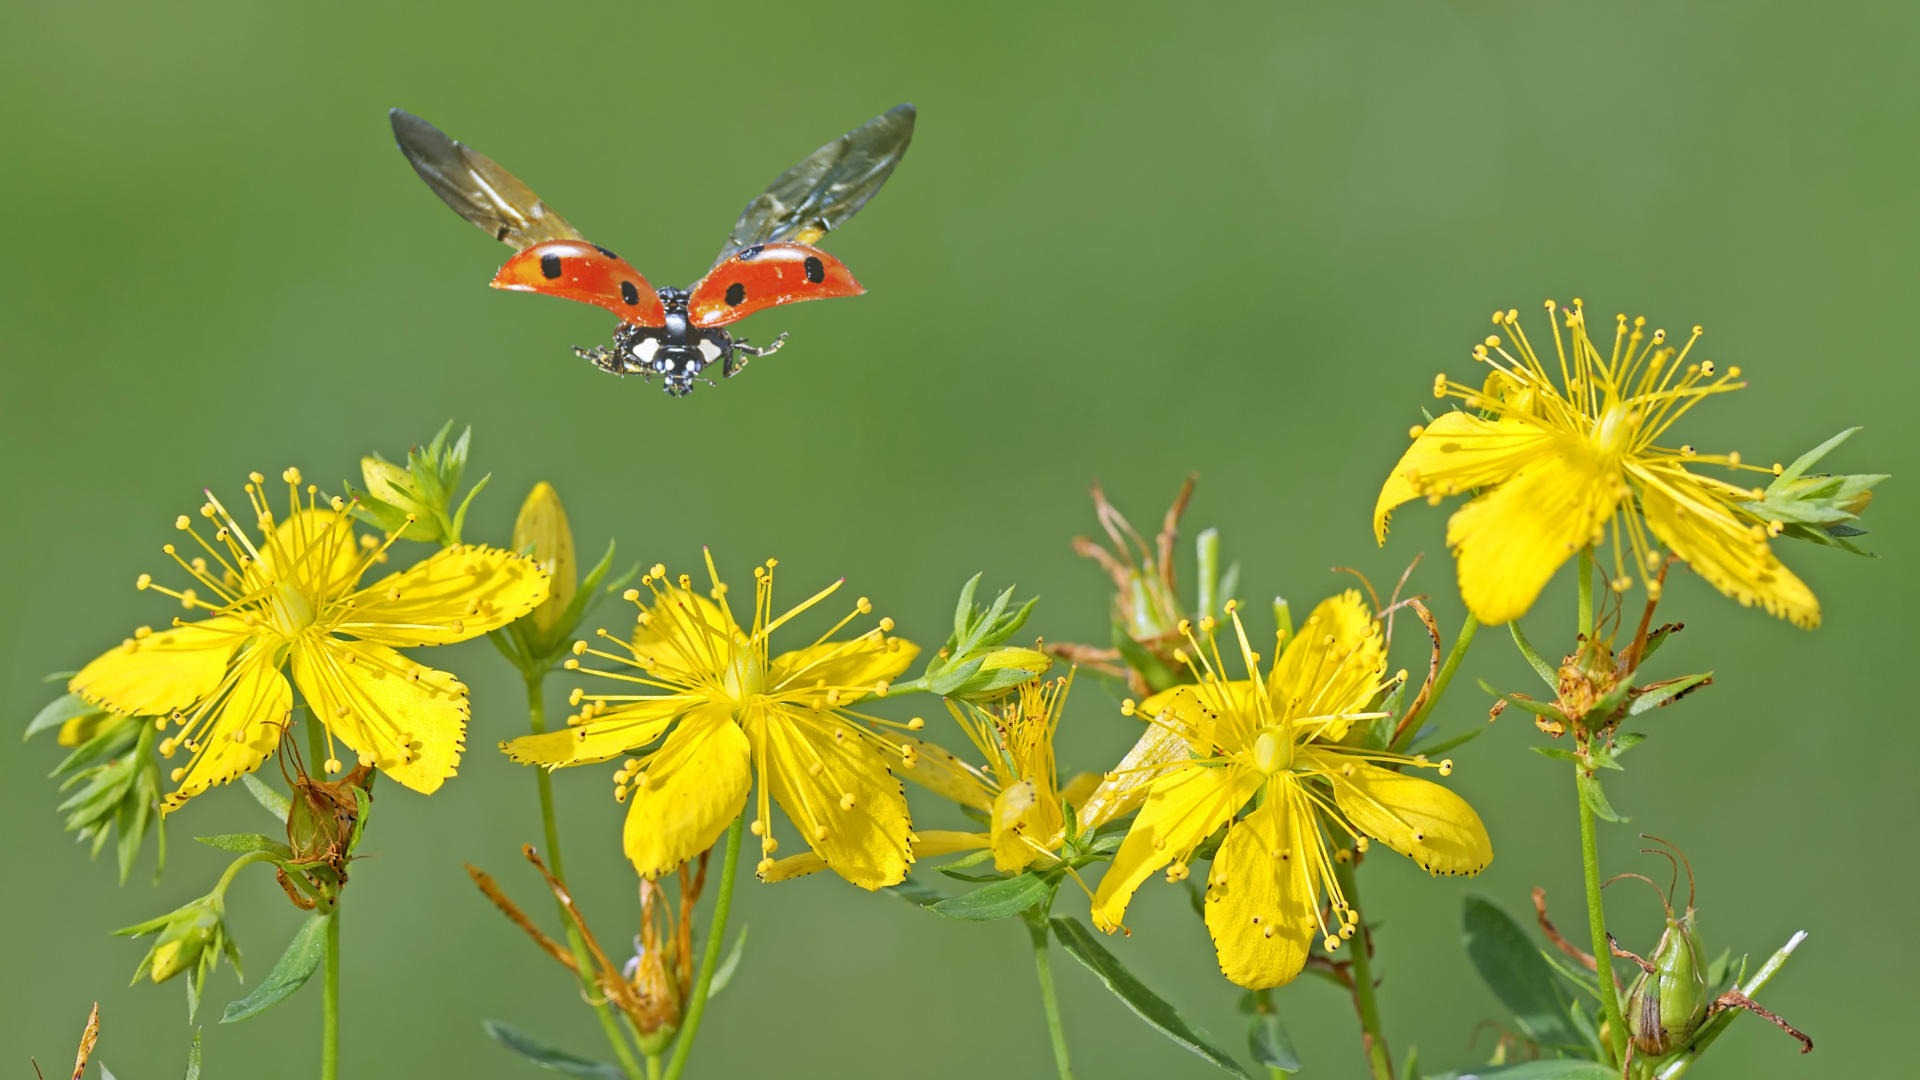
left=390, top=104, right=915, bottom=396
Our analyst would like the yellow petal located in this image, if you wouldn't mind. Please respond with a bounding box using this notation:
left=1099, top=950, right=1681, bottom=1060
left=1074, top=721, right=1193, bottom=831
left=70, top=617, right=246, bottom=718
left=1636, top=466, right=1820, bottom=629
left=252, top=509, right=363, bottom=601
left=1445, top=443, right=1623, bottom=625
left=337, top=545, right=549, bottom=647
left=1090, top=763, right=1262, bottom=932
left=164, top=641, right=292, bottom=810
left=502, top=697, right=690, bottom=768
left=1202, top=793, right=1317, bottom=988
left=897, top=736, right=995, bottom=811
left=759, top=830, right=987, bottom=883
left=746, top=705, right=912, bottom=890
left=1324, top=756, right=1492, bottom=876
left=290, top=638, right=467, bottom=795
left=771, top=635, right=920, bottom=703
left=1267, top=591, right=1386, bottom=737
left=1375, top=412, right=1554, bottom=542
left=623, top=704, right=752, bottom=879
left=990, top=779, right=1042, bottom=873
left=632, top=587, right=738, bottom=680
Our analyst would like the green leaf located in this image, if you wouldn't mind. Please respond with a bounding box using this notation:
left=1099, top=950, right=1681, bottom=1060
left=1626, top=673, right=1712, bottom=717
left=1248, top=1011, right=1302, bottom=1071
left=481, top=1020, right=624, bottom=1079
left=1508, top=622, right=1559, bottom=689
left=242, top=773, right=291, bottom=823
left=1461, top=896, right=1586, bottom=1050
left=25, top=692, right=96, bottom=740
left=1425, top=1063, right=1617, bottom=1080
left=1050, top=916, right=1252, bottom=1078
left=1481, top=681, right=1566, bottom=721
left=708, top=925, right=749, bottom=997
left=221, top=912, right=331, bottom=1023
left=1410, top=724, right=1488, bottom=759
left=1775, top=426, right=1859, bottom=486
left=883, top=877, right=946, bottom=906
left=1531, top=746, right=1580, bottom=763
left=196, top=834, right=293, bottom=858
left=184, top=1027, right=202, bottom=1080
left=1578, top=775, right=1627, bottom=823
left=926, top=873, right=1053, bottom=921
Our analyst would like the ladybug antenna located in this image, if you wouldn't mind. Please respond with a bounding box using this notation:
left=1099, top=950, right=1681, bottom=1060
left=1640, top=833, right=1696, bottom=912
left=1603, top=871, right=1674, bottom=921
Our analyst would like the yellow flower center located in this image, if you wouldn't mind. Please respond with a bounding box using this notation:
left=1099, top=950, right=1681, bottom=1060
left=1251, top=725, right=1295, bottom=774
left=268, top=579, right=316, bottom=639
left=721, top=643, right=766, bottom=703
left=1590, top=402, right=1639, bottom=458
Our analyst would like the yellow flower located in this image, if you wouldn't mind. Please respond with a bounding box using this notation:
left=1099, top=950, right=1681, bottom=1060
left=502, top=553, right=921, bottom=890
left=1375, top=300, right=1818, bottom=628
left=68, top=469, right=549, bottom=810
left=1089, top=593, right=1492, bottom=989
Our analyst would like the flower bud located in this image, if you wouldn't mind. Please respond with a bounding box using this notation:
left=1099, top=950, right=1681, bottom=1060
left=357, top=455, right=443, bottom=542
left=1625, top=907, right=1710, bottom=1057
left=147, top=902, right=222, bottom=983
left=513, top=482, right=578, bottom=640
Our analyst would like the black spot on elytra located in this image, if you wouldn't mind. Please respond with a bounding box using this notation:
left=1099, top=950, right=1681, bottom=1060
left=594, top=245, right=619, bottom=260
left=725, top=282, right=746, bottom=306
left=737, top=245, right=764, bottom=260
left=803, top=255, right=825, bottom=284
left=540, top=253, right=562, bottom=280
left=620, top=280, right=641, bottom=306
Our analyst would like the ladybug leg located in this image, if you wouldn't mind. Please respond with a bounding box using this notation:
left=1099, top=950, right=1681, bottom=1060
left=732, top=332, right=790, bottom=361
left=573, top=344, right=627, bottom=376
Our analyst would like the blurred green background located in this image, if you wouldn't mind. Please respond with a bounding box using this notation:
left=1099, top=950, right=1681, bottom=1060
left=3, top=1, right=1912, bottom=1076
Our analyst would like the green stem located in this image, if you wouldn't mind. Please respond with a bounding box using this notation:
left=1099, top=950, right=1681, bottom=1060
left=304, top=715, right=340, bottom=1080
left=1577, top=767, right=1630, bottom=1066
left=662, top=814, right=746, bottom=1080
left=1577, top=548, right=1595, bottom=637
left=1027, top=916, right=1074, bottom=1080
left=646, top=1055, right=663, bottom=1080
left=1394, top=611, right=1480, bottom=752
left=524, top=673, right=647, bottom=1080
left=1336, top=863, right=1394, bottom=1080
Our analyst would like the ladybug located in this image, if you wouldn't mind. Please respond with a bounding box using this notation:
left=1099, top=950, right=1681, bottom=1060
left=391, top=104, right=914, bottom=396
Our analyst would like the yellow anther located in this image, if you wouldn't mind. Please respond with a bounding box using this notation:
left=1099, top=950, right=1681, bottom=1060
left=174, top=515, right=191, bottom=530
left=839, top=792, right=857, bottom=811
left=136, top=573, right=153, bottom=590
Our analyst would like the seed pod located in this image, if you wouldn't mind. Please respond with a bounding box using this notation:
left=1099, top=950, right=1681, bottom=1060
left=1624, top=904, right=1710, bottom=1057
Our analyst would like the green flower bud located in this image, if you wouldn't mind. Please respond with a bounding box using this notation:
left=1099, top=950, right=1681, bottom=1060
left=1625, top=906, right=1709, bottom=1058
left=358, top=456, right=443, bottom=542
left=513, top=482, right=578, bottom=640
left=916, top=575, right=1045, bottom=701
left=147, top=902, right=222, bottom=983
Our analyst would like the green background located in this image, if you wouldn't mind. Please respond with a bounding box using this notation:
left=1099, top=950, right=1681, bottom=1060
left=3, top=1, right=1911, bottom=1076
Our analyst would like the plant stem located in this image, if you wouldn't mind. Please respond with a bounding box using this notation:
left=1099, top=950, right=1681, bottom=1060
left=304, top=715, right=340, bottom=1080
left=646, top=1055, right=663, bottom=1080
left=1577, top=548, right=1595, bottom=637
left=662, top=814, right=745, bottom=1080
left=1577, top=766, right=1630, bottom=1066
left=1026, top=916, right=1074, bottom=1080
left=523, top=673, right=647, bottom=1080
left=321, top=901, right=340, bottom=1080
left=1336, top=862, right=1394, bottom=1080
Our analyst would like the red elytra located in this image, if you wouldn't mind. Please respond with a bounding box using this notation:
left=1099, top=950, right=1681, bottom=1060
left=686, top=242, right=863, bottom=328
left=492, top=241, right=666, bottom=327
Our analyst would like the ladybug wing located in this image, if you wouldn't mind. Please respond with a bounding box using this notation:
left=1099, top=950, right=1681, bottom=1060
left=719, top=104, right=915, bottom=260
left=492, top=241, right=666, bottom=327
left=390, top=108, right=583, bottom=248
left=687, top=242, right=863, bottom=328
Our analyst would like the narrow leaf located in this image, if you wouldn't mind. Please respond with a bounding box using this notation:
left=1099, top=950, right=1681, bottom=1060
left=221, top=913, right=331, bottom=1023
left=241, top=774, right=291, bottom=823
left=1050, top=916, right=1252, bottom=1078
left=1426, top=1063, right=1617, bottom=1080
left=1578, top=775, right=1627, bottom=823
left=1248, top=1012, right=1302, bottom=1071
left=1626, top=673, right=1712, bottom=717
left=883, top=877, right=945, bottom=906
left=196, top=834, right=293, bottom=858
left=25, top=692, right=95, bottom=740
left=1507, top=622, right=1558, bottom=688
left=926, top=873, right=1052, bottom=921
left=708, top=925, right=750, bottom=997
left=1462, top=896, right=1586, bottom=1050
left=482, top=1020, right=624, bottom=1079
left=184, top=1027, right=203, bottom=1080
